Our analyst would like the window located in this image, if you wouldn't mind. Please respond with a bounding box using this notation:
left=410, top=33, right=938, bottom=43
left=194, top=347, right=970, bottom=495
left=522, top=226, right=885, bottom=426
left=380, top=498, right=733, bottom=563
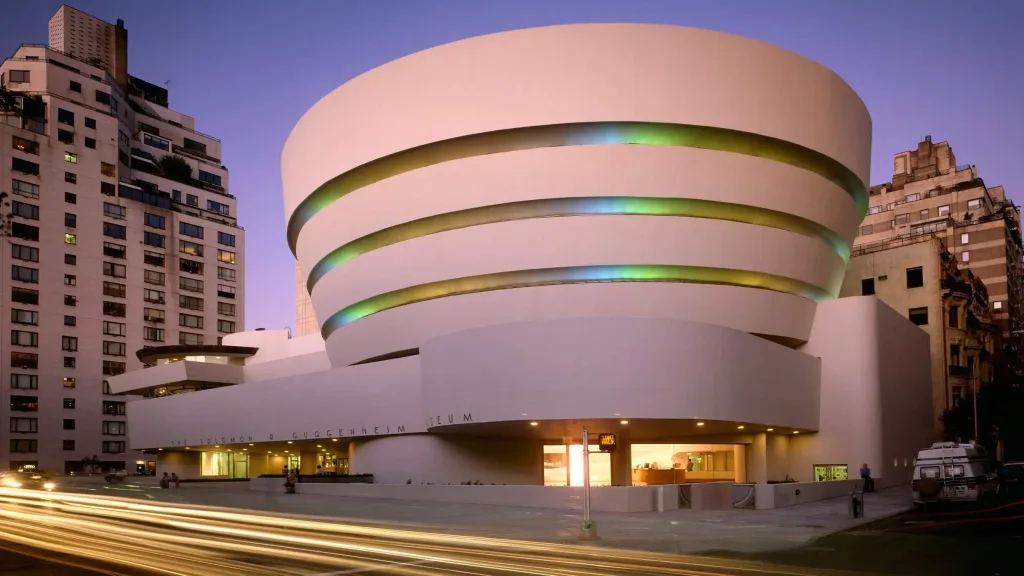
left=217, top=267, right=236, bottom=282
left=218, top=302, right=236, bottom=316
left=143, top=133, right=169, bottom=151
left=63, top=419, right=76, bottom=430
left=64, top=295, right=77, bottom=306
left=63, top=356, right=75, bottom=368
left=217, top=249, right=236, bottom=264
left=63, top=440, right=76, bottom=451
left=217, top=320, right=236, bottom=333
left=179, top=332, right=204, bottom=346
left=920, top=209, right=929, bottom=219
left=208, top=200, right=230, bottom=215
left=949, top=305, right=960, bottom=329
left=138, top=122, right=160, bottom=136
left=10, top=439, right=37, bottom=453
left=179, top=295, right=203, bottom=311
left=143, top=291, right=165, bottom=305
left=12, top=135, right=39, bottom=154
left=65, top=191, right=77, bottom=203
left=84, top=137, right=96, bottom=149
left=144, top=308, right=166, bottom=323
left=12, top=157, right=40, bottom=175
left=12, top=265, right=39, bottom=283
left=64, top=315, right=76, bottom=326
left=57, top=108, right=75, bottom=125
left=65, top=171, right=76, bottom=184
left=179, top=313, right=204, bottom=329
left=11, top=287, right=39, bottom=305
left=906, top=267, right=924, bottom=289
left=218, top=284, right=235, bottom=299
left=144, top=251, right=165, bottom=267
left=10, top=395, right=38, bottom=411
left=58, top=130, right=74, bottom=144
left=186, top=194, right=198, bottom=206
left=11, top=374, right=37, bottom=390
left=962, top=251, right=970, bottom=263
left=909, top=307, right=929, bottom=326
left=180, top=259, right=204, bottom=275
left=103, top=401, right=127, bottom=416
left=994, top=301, right=1003, bottom=311
left=10, top=352, right=38, bottom=369
left=143, top=231, right=165, bottom=248
left=9, top=70, right=30, bottom=83
left=12, top=179, right=39, bottom=199
left=960, top=233, right=969, bottom=245
left=144, top=327, right=165, bottom=342
left=198, top=170, right=222, bottom=187
left=179, top=222, right=204, bottom=238
left=103, top=341, right=126, bottom=356
left=65, top=151, right=78, bottom=164
left=103, top=282, right=126, bottom=298
left=65, top=233, right=77, bottom=245
left=103, top=242, right=126, bottom=259
left=69, top=80, right=82, bottom=92
left=103, top=441, right=126, bottom=454
left=967, top=198, right=982, bottom=210
left=103, top=222, right=127, bottom=239
left=103, top=262, right=127, bottom=278
left=102, top=361, right=126, bottom=376
left=103, top=421, right=127, bottom=436
left=101, top=162, right=115, bottom=177
left=118, top=130, right=128, bottom=146
left=179, top=240, right=203, bottom=257
left=938, top=205, right=950, bottom=217
left=10, top=309, right=38, bottom=325
left=12, top=223, right=39, bottom=241
left=217, top=231, right=236, bottom=247
left=63, top=377, right=76, bottom=388
left=85, top=117, right=96, bottom=129
left=12, top=201, right=39, bottom=220
left=10, top=418, right=38, bottom=433
left=144, top=270, right=165, bottom=285
left=144, top=213, right=166, bottom=229
left=103, top=381, right=112, bottom=395
left=62, top=336, right=78, bottom=352
left=895, top=214, right=909, bottom=225
left=104, top=202, right=127, bottom=219
left=180, top=277, right=204, bottom=293
left=859, top=224, right=872, bottom=236
left=64, top=274, right=76, bottom=286
left=102, top=322, right=126, bottom=337
left=12, top=244, right=39, bottom=262
left=10, top=330, right=38, bottom=347
left=65, top=213, right=77, bottom=228
left=905, top=193, right=920, bottom=202
left=183, top=138, right=208, bottom=155
left=103, top=301, right=126, bottom=317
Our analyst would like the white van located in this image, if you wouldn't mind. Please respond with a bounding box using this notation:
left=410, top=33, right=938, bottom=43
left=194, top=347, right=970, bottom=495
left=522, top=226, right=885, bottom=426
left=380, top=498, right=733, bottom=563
left=912, top=441, right=998, bottom=504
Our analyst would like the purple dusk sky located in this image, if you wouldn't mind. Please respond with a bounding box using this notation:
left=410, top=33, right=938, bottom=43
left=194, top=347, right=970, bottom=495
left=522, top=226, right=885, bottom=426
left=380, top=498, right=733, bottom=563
left=2, top=0, right=1021, bottom=332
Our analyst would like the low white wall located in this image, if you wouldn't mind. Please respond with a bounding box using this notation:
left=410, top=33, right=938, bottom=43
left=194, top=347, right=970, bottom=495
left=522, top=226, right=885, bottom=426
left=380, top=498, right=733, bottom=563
left=755, top=479, right=862, bottom=510
left=250, top=478, right=676, bottom=513
left=688, top=481, right=734, bottom=510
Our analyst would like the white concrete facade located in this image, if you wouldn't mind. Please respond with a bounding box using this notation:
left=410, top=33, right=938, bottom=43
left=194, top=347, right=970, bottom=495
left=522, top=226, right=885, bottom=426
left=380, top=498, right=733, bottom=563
left=112, top=24, right=930, bottom=488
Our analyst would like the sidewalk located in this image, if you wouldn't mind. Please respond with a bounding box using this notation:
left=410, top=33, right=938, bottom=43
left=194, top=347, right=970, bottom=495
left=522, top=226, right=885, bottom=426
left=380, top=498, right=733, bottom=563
left=66, top=480, right=913, bottom=554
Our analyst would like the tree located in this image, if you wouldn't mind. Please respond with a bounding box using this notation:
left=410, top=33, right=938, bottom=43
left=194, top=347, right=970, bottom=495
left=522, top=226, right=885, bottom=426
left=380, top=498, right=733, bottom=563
left=157, top=154, right=193, bottom=183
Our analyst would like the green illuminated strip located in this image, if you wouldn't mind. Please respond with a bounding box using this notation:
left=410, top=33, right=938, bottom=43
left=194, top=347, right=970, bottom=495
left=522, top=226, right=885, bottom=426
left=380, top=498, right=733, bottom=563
left=306, top=196, right=850, bottom=292
left=288, top=122, right=867, bottom=253
left=320, top=265, right=832, bottom=339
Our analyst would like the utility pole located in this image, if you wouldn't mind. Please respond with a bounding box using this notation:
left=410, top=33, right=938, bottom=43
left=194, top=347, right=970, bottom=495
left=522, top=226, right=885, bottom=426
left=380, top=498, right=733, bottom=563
left=578, top=426, right=597, bottom=540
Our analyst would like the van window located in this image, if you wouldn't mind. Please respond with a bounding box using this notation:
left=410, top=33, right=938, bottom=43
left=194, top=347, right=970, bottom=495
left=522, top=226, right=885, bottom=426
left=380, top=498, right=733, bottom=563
left=920, top=466, right=940, bottom=479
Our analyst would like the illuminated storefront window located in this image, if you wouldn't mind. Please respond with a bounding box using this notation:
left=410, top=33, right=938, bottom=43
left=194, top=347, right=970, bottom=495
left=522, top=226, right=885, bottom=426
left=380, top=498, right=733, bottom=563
left=630, top=444, right=738, bottom=485
left=201, top=451, right=249, bottom=478
left=542, top=445, right=610, bottom=487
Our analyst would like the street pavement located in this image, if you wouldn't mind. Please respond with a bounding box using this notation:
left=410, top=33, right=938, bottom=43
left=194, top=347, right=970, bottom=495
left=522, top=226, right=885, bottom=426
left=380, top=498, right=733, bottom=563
left=0, top=545, right=123, bottom=575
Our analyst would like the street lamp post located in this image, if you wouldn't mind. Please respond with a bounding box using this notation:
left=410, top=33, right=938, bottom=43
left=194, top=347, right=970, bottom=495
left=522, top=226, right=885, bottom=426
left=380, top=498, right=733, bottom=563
left=578, top=426, right=597, bottom=540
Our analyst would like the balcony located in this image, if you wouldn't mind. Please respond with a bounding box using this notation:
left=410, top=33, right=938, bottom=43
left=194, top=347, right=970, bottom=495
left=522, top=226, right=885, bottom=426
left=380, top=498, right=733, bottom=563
left=949, top=365, right=972, bottom=377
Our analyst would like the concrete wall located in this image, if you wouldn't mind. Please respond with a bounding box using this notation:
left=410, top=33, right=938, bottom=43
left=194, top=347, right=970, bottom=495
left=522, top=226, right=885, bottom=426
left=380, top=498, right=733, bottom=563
left=755, top=479, right=862, bottom=510
left=157, top=451, right=200, bottom=478
left=791, top=297, right=931, bottom=484
left=420, top=317, right=822, bottom=431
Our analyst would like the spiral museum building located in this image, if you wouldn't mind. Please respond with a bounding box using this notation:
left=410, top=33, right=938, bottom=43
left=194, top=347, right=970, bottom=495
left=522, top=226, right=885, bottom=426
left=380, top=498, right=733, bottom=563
left=111, top=24, right=934, bottom=489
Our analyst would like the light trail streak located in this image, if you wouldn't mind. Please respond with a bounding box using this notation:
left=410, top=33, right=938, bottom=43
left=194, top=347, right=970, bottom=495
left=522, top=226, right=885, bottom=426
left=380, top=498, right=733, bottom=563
left=0, top=488, right=866, bottom=576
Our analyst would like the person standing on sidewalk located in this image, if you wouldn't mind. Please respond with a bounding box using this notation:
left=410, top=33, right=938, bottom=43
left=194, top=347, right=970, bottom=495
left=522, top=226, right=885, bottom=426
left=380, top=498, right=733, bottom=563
left=860, top=463, right=875, bottom=492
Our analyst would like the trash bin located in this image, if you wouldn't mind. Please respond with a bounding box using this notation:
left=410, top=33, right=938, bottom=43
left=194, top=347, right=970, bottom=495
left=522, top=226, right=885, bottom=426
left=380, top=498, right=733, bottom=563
left=848, top=490, right=865, bottom=518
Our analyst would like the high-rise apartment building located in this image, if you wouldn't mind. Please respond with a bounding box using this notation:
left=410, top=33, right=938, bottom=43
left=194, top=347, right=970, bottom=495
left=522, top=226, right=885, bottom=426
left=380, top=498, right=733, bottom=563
left=855, top=137, right=1023, bottom=343
left=47, top=5, right=128, bottom=89
left=0, top=7, right=244, bottom=473
left=295, top=262, right=317, bottom=337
